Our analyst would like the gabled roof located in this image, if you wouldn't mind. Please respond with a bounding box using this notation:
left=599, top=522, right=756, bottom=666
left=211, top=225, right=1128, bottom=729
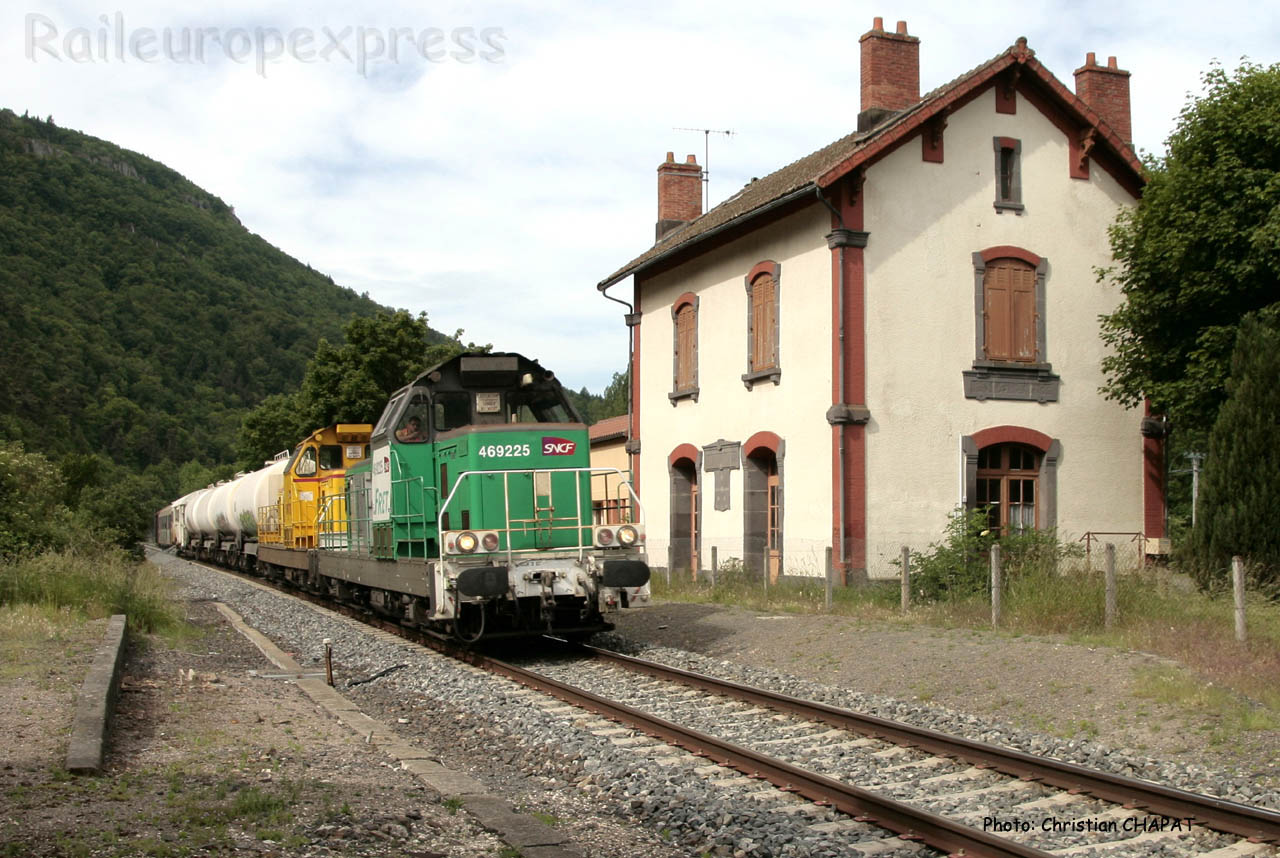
left=598, top=39, right=1144, bottom=291
left=588, top=414, right=629, bottom=444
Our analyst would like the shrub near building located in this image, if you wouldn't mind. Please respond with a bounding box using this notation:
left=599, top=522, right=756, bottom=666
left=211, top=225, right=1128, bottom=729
left=1189, top=314, right=1280, bottom=593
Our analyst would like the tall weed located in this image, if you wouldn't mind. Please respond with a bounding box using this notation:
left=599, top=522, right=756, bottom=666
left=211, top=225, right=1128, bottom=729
left=0, top=547, right=181, bottom=633
left=902, top=507, right=1082, bottom=602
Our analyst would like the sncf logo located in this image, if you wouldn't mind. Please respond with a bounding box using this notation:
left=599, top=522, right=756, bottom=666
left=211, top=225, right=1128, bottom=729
left=541, top=436, right=576, bottom=456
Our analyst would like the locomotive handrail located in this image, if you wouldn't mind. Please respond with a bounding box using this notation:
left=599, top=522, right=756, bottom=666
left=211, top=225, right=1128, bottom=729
left=436, top=467, right=644, bottom=565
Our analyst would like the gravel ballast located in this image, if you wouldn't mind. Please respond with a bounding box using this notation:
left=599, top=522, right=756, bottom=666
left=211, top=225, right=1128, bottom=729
left=144, top=551, right=1279, bottom=858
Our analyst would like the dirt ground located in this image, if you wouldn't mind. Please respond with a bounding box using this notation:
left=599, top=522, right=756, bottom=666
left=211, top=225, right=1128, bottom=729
left=0, top=600, right=506, bottom=858
left=610, top=601, right=1280, bottom=790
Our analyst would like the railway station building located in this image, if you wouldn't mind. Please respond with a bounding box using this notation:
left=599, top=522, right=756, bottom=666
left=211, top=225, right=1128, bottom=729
left=597, top=19, right=1166, bottom=581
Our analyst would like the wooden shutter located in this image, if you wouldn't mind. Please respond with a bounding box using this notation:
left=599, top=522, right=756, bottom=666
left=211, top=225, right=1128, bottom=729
left=1010, top=264, right=1035, bottom=360
left=676, top=303, right=695, bottom=390
left=751, top=274, right=776, bottom=371
left=984, top=259, right=1036, bottom=362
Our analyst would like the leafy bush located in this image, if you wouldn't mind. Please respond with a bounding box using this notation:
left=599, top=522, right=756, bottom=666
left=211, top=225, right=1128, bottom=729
left=903, top=507, right=1081, bottom=602
left=0, top=441, right=72, bottom=560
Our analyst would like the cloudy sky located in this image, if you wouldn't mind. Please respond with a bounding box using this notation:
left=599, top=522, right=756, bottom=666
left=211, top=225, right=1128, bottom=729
left=6, top=1, right=1277, bottom=394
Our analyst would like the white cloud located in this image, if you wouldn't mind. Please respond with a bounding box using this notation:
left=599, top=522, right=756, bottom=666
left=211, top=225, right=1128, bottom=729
left=5, top=0, right=1278, bottom=394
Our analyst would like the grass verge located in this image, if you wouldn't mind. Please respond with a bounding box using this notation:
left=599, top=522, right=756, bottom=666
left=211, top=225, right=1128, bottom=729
left=0, top=547, right=184, bottom=637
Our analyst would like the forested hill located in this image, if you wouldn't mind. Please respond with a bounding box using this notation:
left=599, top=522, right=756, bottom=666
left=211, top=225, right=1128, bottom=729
left=0, top=109, right=386, bottom=472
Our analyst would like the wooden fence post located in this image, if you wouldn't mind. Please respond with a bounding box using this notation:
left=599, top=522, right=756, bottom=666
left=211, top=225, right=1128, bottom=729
left=900, top=545, right=910, bottom=613
left=1233, top=556, right=1247, bottom=643
left=990, top=543, right=1002, bottom=627
left=1104, top=543, right=1117, bottom=630
left=710, top=546, right=717, bottom=588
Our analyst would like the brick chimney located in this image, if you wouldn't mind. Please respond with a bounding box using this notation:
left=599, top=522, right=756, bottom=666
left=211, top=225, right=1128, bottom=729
left=859, top=17, right=920, bottom=132
left=656, top=152, right=702, bottom=242
left=1074, top=52, right=1132, bottom=148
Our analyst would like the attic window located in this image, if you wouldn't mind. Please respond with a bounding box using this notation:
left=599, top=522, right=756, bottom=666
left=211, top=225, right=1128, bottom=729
left=993, top=137, right=1024, bottom=214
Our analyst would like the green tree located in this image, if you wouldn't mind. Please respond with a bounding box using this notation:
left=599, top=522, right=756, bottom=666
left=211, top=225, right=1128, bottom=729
left=598, top=369, right=629, bottom=419
left=0, top=442, right=71, bottom=560
left=1099, top=62, right=1280, bottom=438
left=298, top=311, right=484, bottom=429
left=240, top=311, right=487, bottom=462
left=236, top=392, right=308, bottom=469
left=1188, top=315, right=1280, bottom=591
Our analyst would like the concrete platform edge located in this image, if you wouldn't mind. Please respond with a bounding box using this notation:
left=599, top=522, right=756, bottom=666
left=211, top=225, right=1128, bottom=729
left=66, top=614, right=128, bottom=775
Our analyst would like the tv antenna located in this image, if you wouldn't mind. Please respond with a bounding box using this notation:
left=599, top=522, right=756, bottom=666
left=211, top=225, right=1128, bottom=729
left=674, top=127, right=734, bottom=210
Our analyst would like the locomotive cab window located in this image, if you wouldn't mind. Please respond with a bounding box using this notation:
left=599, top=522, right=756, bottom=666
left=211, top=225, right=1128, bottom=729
left=373, top=393, right=405, bottom=436
left=508, top=387, right=575, bottom=424
left=394, top=391, right=431, bottom=443
left=295, top=447, right=317, bottom=477
left=318, top=445, right=344, bottom=470
left=433, top=391, right=472, bottom=433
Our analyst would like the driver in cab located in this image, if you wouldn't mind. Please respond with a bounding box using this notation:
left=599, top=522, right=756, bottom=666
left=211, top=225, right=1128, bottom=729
left=396, top=415, right=425, bottom=442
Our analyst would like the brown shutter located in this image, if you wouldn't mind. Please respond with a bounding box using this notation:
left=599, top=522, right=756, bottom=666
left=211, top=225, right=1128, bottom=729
left=984, top=265, right=1011, bottom=360
left=676, top=304, right=695, bottom=390
left=1010, top=264, right=1036, bottom=361
left=751, top=274, right=775, bottom=371
left=984, top=259, right=1035, bottom=362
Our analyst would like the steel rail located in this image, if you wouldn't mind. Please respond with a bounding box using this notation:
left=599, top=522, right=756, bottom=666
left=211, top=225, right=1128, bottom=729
left=578, top=642, right=1280, bottom=844
left=468, top=648, right=1054, bottom=858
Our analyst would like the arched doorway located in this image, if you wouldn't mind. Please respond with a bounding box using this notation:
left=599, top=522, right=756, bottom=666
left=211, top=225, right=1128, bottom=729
left=743, top=432, right=783, bottom=583
left=669, top=447, right=700, bottom=577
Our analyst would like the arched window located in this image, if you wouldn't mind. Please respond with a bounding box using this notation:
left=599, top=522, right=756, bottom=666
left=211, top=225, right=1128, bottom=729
left=983, top=257, right=1037, bottom=362
left=743, top=431, right=784, bottom=581
left=743, top=261, right=781, bottom=387
left=965, top=248, right=1058, bottom=402
left=670, top=293, right=699, bottom=402
left=976, top=443, right=1040, bottom=535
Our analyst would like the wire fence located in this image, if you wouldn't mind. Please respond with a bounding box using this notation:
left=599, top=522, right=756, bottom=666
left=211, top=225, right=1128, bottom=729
left=1073, top=532, right=1147, bottom=573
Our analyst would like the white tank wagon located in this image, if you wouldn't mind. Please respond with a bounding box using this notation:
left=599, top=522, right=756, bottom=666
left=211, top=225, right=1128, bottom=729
left=171, top=487, right=212, bottom=548
left=212, top=460, right=287, bottom=538
left=176, top=460, right=287, bottom=569
left=187, top=483, right=222, bottom=544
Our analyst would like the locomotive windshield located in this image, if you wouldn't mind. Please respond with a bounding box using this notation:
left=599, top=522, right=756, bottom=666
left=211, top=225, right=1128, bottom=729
left=381, top=352, right=583, bottom=443
left=507, top=388, right=574, bottom=423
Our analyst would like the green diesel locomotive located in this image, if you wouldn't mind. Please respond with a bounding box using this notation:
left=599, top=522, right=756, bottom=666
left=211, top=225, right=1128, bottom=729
left=311, top=352, right=649, bottom=641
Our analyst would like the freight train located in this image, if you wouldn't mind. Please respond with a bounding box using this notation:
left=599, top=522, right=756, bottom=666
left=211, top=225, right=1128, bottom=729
left=156, top=352, right=650, bottom=641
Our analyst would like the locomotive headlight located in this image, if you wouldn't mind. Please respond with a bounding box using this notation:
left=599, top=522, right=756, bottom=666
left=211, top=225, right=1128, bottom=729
left=595, top=527, right=615, bottom=547
left=481, top=532, right=499, bottom=552
left=617, top=525, right=639, bottom=546
left=456, top=531, right=479, bottom=553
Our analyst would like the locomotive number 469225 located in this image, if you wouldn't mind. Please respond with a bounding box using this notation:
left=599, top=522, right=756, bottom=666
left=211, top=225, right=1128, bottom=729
left=477, top=443, right=531, bottom=458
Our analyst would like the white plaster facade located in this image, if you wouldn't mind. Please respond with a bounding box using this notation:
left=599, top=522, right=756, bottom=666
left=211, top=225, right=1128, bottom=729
left=860, top=88, right=1142, bottom=576
left=638, top=204, right=835, bottom=575
left=605, top=34, right=1155, bottom=580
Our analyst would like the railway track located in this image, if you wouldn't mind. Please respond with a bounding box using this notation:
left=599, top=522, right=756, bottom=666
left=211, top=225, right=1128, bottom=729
left=509, top=642, right=1280, bottom=857
left=179, top=553, right=1280, bottom=858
